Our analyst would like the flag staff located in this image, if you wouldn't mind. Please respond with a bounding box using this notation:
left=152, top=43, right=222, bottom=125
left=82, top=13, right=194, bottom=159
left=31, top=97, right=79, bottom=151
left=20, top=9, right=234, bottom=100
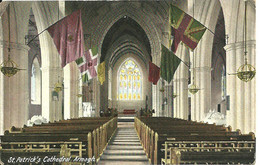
left=27, top=8, right=83, bottom=46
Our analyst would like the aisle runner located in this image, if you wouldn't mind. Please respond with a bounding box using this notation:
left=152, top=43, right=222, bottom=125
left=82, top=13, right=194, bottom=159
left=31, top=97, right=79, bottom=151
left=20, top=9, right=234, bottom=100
left=98, top=121, right=149, bottom=165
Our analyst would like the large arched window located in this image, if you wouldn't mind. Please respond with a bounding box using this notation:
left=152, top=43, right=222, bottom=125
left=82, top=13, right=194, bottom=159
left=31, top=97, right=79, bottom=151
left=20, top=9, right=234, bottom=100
left=31, top=58, right=41, bottom=104
left=117, top=59, right=142, bottom=100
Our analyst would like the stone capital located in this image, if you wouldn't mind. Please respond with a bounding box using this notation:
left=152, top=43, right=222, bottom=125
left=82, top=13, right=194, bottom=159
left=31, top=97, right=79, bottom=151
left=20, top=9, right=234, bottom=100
left=224, top=40, right=256, bottom=52
left=191, top=66, right=211, bottom=73
left=41, top=66, right=63, bottom=72
left=173, top=78, right=189, bottom=82
left=0, top=40, right=30, bottom=52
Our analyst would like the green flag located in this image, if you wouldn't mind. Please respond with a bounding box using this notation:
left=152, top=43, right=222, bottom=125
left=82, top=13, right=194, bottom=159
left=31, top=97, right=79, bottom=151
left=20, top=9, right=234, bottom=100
left=160, top=44, right=181, bottom=83
left=82, top=73, right=89, bottom=83
left=169, top=5, right=206, bottom=53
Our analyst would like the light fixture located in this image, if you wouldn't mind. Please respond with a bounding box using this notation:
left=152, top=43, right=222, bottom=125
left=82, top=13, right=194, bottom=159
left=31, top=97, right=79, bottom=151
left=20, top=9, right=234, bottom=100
left=0, top=4, right=24, bottom=77
left=188, top=53, right=200, bottom=95
left=159, top=87, right=165, bottom=93
left=76, top=94, right=83, bottom=97
left=188, top=84, right=200, bottom=94
left=0, top=54, right=23, bottom=77
left=54, top=82, right=63, bottom=92
left=188, top=1, right=200, bottom=95
left=172, top=93, right=178, bottom=99
left=229, top=0, right=256, bottom=82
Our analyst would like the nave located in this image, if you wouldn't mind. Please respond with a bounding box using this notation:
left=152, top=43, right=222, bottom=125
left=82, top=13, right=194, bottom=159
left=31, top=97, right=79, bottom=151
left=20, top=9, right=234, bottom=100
left=0, top=116, right=255, bottom=164
left=0, top=0, right=257, bottom=164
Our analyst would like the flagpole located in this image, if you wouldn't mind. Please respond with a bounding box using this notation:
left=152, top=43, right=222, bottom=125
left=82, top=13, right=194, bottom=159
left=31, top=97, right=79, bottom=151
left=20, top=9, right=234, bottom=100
left=179, top=58, right=190, bottom=68
left=27, top=9, right=82, bottom=45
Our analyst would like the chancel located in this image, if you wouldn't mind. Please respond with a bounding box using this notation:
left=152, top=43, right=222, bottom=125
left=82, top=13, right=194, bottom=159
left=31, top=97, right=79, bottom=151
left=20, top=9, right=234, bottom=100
left=0, top=0, right=256, bottom=164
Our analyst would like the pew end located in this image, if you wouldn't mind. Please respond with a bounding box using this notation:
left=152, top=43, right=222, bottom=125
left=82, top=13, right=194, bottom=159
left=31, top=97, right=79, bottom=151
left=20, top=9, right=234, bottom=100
left=249, top=132, right=255, bottom=140
left=9, top=126, right=22, bottom=133
left=228, top=125, right=232, bottom=131
left=236, top=129, right=241, bottom=135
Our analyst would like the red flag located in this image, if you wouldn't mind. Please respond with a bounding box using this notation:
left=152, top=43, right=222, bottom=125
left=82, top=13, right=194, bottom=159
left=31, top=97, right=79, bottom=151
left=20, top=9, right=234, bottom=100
left=47, top=10, right=85, bottom=67
left=148, top=62, right=160, bottom=85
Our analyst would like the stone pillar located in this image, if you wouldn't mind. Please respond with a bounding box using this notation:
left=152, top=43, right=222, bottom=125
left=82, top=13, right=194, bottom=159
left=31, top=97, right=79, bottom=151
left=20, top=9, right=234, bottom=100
left=63, top=64, right=71, bottom=120
left=224, top=41, right=255, bottom=133
left=1, top=42, right=30, bottom=131
left=64, top=63, right=79, bottom=119
left=165, top=84, right=173, bottom=118
left=196, top=66, right=211, bottom=121
left=41, top=66, right=63, bottom=122
left=78, top=74, right=83, bottom=117
left=175, top=78, right=189, bottom=120
left=190, top=65, right=211, bottom=122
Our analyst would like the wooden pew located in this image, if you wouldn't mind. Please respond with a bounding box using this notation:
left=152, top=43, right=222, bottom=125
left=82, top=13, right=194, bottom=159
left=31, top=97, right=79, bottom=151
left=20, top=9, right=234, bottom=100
left=162, top=140, right=255, bottom=164
left=0, top=117, right=117, bottom=164
left=134, top=117, right=255, bottom=164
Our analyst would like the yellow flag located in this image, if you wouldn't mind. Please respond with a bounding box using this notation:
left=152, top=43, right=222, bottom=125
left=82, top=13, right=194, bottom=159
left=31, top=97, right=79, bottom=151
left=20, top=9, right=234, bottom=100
left=98, top=61, right=105, bottom=85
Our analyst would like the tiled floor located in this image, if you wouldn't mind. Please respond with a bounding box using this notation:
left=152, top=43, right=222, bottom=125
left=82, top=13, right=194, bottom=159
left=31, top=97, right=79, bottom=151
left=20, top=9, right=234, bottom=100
left=98, top=120, right=150, bottom=165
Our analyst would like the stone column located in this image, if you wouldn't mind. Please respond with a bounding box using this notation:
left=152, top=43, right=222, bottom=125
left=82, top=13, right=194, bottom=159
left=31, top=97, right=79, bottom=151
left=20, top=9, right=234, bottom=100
left=1, top=42, right=30, bottom=131
left=175, top=78, right=189, bottom=120
left=165, top=84, right=173, bottom=118
left=190, top=65, right=211, bottom=122
left=196, top=66, right=211, bottom=121
left=41, top=66, right=63, bottom=122
left=224, top=41, right=255, bottom=133
left=78, top=74, right=83, bottom=117
left=63, top=64, right=71, bottom=119
left=64, top=63, right=79, bottom=119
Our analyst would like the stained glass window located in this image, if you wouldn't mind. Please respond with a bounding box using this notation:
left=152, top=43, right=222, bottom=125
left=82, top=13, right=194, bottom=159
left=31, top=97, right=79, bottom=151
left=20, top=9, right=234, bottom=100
left=117, top=59, right=142, bottom=100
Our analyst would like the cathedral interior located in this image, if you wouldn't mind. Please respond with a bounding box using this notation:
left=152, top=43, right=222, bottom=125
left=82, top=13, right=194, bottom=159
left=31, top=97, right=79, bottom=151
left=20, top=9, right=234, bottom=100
left=0, top=0, right=257, bottom=164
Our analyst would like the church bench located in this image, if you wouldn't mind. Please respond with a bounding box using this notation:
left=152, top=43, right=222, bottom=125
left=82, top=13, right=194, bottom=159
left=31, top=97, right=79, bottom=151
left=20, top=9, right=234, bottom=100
left=0, top=117, right=117, bottom=164
left=42, top=119, right=110, bottom=125
left=134, top=117, right=255, bottom=164
left=161, top=140, right=255, bottom=164
left=0, top=141, right=85, bottom=163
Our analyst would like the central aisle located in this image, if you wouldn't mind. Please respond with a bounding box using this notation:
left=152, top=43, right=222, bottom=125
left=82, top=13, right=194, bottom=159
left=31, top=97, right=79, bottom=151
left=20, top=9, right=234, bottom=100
left=98, top=118, right=150, bottom=165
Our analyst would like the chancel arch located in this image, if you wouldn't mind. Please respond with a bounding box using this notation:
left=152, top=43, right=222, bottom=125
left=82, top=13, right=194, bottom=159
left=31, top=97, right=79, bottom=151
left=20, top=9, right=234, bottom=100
left=111, top=54, right=149, bottom=113
left=99, top=15, right=152, bottom=113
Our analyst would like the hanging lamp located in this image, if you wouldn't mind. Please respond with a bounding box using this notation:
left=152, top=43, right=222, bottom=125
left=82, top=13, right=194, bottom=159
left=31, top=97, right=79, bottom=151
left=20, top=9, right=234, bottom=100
left=172, top=93, right=178, bottom=99
left=54, top=81, right=63, bottom=92
left=53, top=76, right=64, bottom=92
left=188, top=53, right=201, bottom=94
left=0, top=4, right=24, bottom=77
left=187, top=1, right=200, bottom=95
left=229, top=0, right=256, bottom=82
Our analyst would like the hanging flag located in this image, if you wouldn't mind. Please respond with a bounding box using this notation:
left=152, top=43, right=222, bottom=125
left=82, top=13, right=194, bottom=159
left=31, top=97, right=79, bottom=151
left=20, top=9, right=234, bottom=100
left=47, top=10, right=85, bottom=67
left=160, top=44, right=181, bottom=83
left=169, top=5, right=206, bottom=53
left=75, top=56, right=86, bottom=68
left=148, top=62, right=160, bottom=85
left=81, top=74, right=88, bottom=83
left=98, top=61, right=105, bottom=85
left=78, top=46, right=98, bottom=81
